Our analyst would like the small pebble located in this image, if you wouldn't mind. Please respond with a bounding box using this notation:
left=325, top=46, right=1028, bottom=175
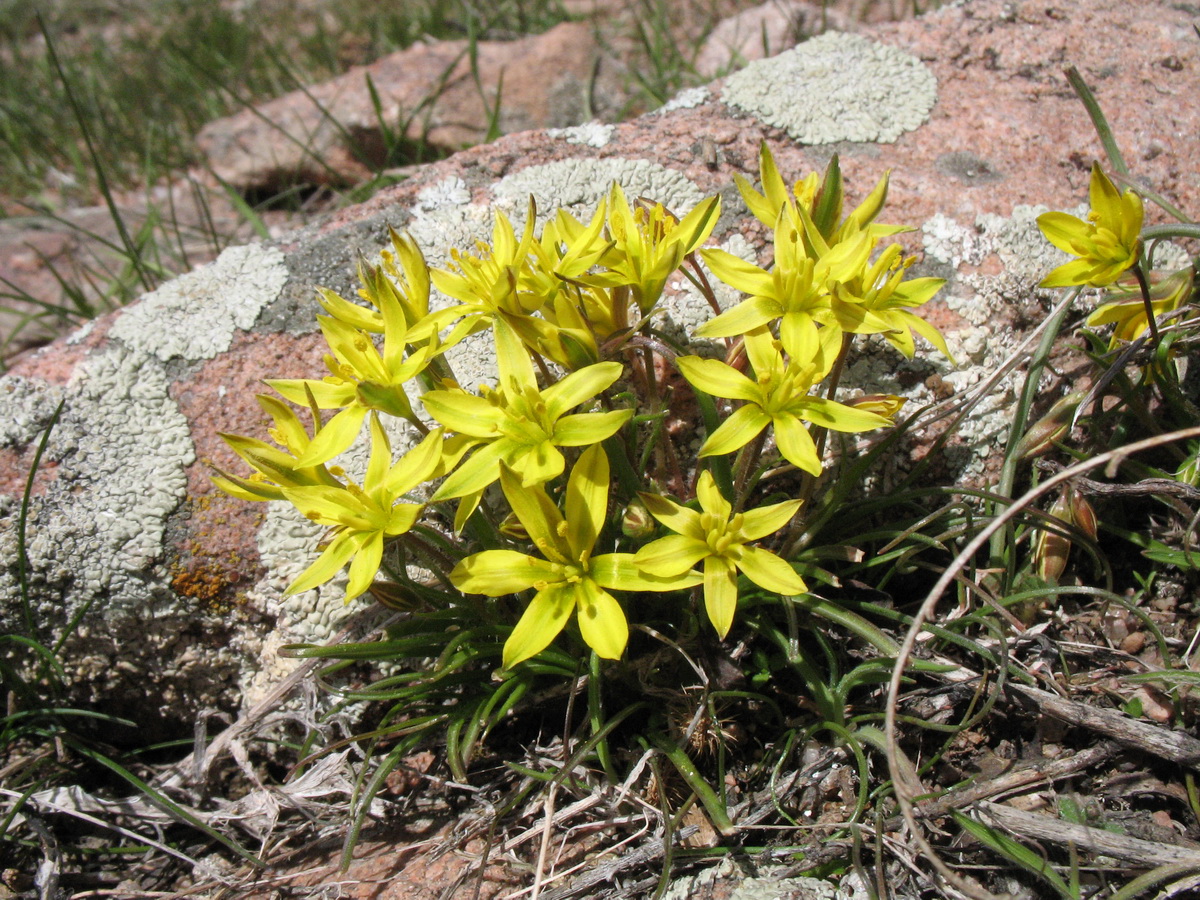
left=1120, top=631, right=1146, bottom=655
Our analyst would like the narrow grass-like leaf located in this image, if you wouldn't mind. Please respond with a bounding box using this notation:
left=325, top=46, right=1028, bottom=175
left=952, top=810, right=1076, bottom=898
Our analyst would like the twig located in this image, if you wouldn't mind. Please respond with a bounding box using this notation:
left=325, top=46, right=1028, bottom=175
left=538, top=826, right=699, bottom=900
left=1035, top=460, right=1200, bottom=502
left=929, top=661, right=1200, bottom=772
left=911, top=741, right=1118, bottom=821
left=974, top=801, right=1200, bottom=867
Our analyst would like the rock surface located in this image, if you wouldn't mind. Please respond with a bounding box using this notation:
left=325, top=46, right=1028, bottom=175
left=196, top=21, right=628, bottom=193
left=2, top=0, right=1197, bottom=742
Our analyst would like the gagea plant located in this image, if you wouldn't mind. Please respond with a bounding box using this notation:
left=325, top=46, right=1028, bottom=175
left=214, top=144, right=950, bottom=837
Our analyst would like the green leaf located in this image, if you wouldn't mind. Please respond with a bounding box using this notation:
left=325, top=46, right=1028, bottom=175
left=952, top=810, right=1075, bottom=898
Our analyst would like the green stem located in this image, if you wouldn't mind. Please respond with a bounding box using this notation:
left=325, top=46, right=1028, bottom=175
left=987, top=293, right=1077, bottom=576
left=1131, top=262, right=1161, bottom=346
left=1141, top=224, right=1200, bottom=241
left=588, top=653, right=617, bottom=783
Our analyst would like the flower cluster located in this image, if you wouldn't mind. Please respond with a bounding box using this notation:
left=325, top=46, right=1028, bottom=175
left=216, top=151, right=949, bottom=669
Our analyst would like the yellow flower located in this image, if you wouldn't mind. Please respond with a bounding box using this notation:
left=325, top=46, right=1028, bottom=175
left=422, top=317, right=632, bottom=502
left=697, top=209, right=873, bottom=359
left=425, top=205, right=540, bottom=346
left=451, top=444, right=700, bottom=667
left=634, top=472, right=806, bottom=637
left=316, top=228, right=431, bottom=335
left=735, top=143, right=905, bottom=248
left=267, top=307, right=440, bottom=466
left=1086, top=266, right=1193, bottom=348
left=211, top=394, right=342, bottom=501
left=282, top=414, right=442, bottom=602
left=1038, top=163, right=1144, bottom=288
left=582, top=185, right=720, bottom=314
left=676, top=327, right=890, bottom=476
left=838, top=242, right=950, bottom=360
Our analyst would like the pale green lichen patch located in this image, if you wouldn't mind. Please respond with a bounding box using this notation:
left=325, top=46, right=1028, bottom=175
left=0, top=376, right=65, bottom=449
left=109, top=243, right=288, bottom=362
left=0, top=346, right=194, bottom=632
left=491, top=157, right=705, bottom=223
left=658, top=86, right=710, bottom=113
left=721, top=32, right=936, bottom=144
left=545, top=122, right=615, bottom=148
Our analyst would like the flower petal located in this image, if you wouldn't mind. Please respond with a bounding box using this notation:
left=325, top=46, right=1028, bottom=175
left=676, top=356, right=760, bottom=403
left=565, top=444, right=608, bottom=559
left=544, top=362, right=624, bottom=419
left=631, top=535, right=709, bottom=577
left=451, top=549, right=558, bottom=595
left=344, top=532, right=385, bottom=601
left=421, top=390, right=504, bottom=436
left=292, top=406, right=369, bottom=467
left=694, top=295, right=781, bottom=339
left=695, top=470, right=732, bottom=520
left=1036, top=211, right=1089, bottom=255
left=574, top=578, right=628, bottom=660
left=639, top=493, right=706, bottom=541
left=797, top=398, right=889, bottom=433
left=699, top=247, right=775, bottom=297
left=286, top=531, right=364, bottom=596
left=430, top=440, right=508, bottom=500
left=737, top=546, right=807, bottom=595
left=739, top=498, right=802, bottom=541
left=503, top=585, right=576, bottom=668
left=699, top=404, right=771, bottom=458
left=702, top=556, right=739, bottom=638
left=553, top=409, right=633, bottom=446
left=772, top=414, right=822, bottom=475
left=499, top=464, right=570, bottom=561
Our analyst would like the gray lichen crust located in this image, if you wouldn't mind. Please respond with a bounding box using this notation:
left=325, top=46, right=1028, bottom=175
left=0, top=346, right=195, bottom=632
left=721, top=32, right=937, bottom=144
left=108, top=243, right=288, bottom=362
left=492, top=158, right=705, bottom=222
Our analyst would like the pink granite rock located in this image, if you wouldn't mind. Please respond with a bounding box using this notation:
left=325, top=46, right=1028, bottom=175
left=695, top=0, right=855, bottom=77
left=2, top=0, right=1196, bottom=732
left=196, top=21, right=627, bottom=193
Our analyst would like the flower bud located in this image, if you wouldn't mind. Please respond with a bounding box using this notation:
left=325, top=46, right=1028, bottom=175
left=1066, top=486, right=1098, bottom=542
left=1034, top=491, right=1074, bottom=583
left=621, top=497, right=656, bottom=540
left=1013, top=392, right=1085, bottom=460
left=847, top=393, right=906, bottom=420
left=499, top=511, right=530, bottom=542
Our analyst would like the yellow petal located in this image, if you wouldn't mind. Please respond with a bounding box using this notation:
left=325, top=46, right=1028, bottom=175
left=676, top=356, right=760, bottom=403
left=451, top=549, right=558, bottom=595
left=631, top=535, right=709, bottom=576
left=699, top=404, right=771, bottom=458
left=737, top=546, right=807, bottom=596
left=702, top=556, right=739, bottom=638
left=574, top=579, right=628, bottom=660
left=503, top=585, right=576, bottom=668
left=564, top=444, right=608, bottom=560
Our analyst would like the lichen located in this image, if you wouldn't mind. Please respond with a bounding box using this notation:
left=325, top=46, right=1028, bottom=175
left=416, top=176, right=471, bottom=212
left=720, top=32, right=936, bottom=144
left=0, top=376, right=65, bottom=449
left=658, top=86, right=710, bottom=113
left=545, top=121, right=615, bottom=148
left=108, top=243, right=288, bottom=363
left=491, top=157, right=705, bottom=223
left=0, top=346, right=195, bottom=632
